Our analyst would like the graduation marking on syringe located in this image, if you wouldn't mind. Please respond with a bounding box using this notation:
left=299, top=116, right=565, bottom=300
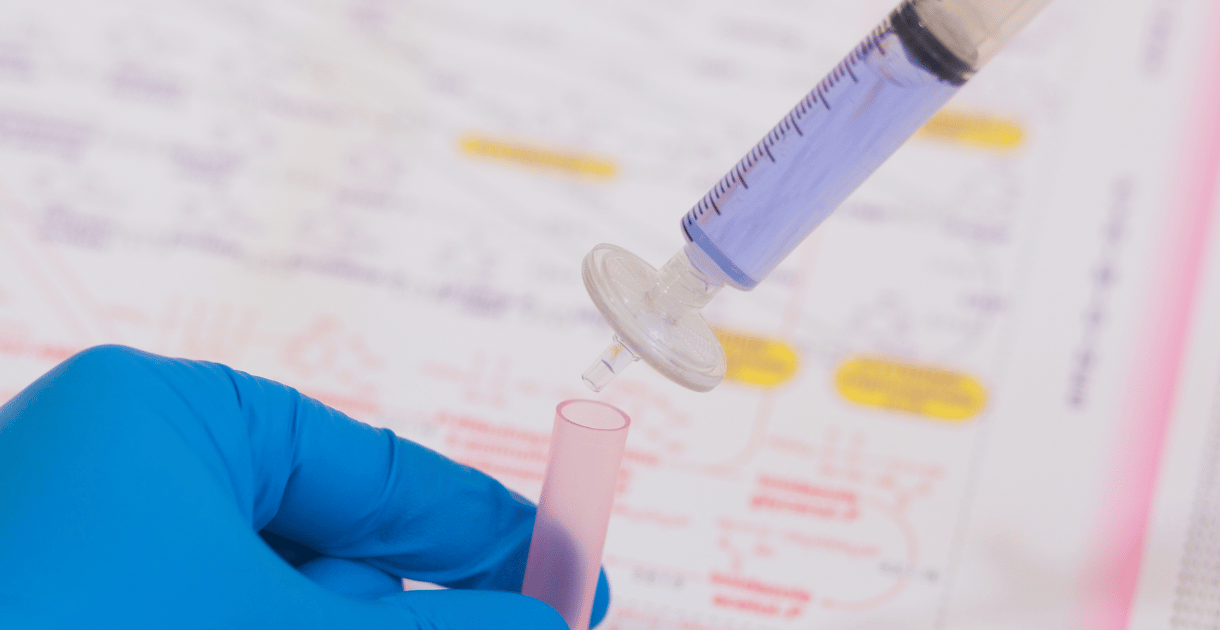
left=683, top=16, right=926, bottom=260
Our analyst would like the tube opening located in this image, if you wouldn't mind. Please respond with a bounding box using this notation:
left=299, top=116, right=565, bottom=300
left=557, top=399, right=630, bottom=432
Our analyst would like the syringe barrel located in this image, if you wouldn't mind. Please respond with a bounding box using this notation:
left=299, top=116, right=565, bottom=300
left=678, top=0, right=1051, bottom=291
left=911, top=0, right=1052, bottom=71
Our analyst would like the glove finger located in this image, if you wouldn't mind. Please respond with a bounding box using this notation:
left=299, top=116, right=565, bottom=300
left=116, top=345, right=542, bottom=591
left=297, top=556, right=404, bottom=599
left=295, top=557, right=609, bottom=627
left=245, top=385, right=537, bottom=590
left=379, top=589, right=567, bottom=630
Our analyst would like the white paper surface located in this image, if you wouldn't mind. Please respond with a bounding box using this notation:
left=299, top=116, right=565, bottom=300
left=2, top=0, right=1219, bottom=628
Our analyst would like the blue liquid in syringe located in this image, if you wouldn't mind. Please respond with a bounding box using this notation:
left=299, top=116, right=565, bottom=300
left=681, top=6, right=970, bottom=290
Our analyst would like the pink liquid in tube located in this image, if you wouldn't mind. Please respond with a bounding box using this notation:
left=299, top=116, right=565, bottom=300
left=522, top=399, right=630, bottom=630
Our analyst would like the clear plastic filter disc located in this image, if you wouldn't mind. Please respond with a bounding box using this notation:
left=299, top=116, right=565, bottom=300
left=582, top=243, right=726, bottom=392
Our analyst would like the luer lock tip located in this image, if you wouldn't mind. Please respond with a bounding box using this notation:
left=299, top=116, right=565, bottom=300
left=582, top=338, right=638, bottom=392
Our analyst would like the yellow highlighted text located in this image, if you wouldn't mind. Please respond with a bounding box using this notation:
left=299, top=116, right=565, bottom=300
left=835, top=356, right=986, bottom=421
left=714, top=329, right=799, bottom=388
left=459, top=135, right=618, bottom=178
left=916, top=111, right=1024, bottom=150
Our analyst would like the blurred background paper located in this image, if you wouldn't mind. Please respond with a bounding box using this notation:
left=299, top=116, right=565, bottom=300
left=1, top=0, right=1219, bottom=628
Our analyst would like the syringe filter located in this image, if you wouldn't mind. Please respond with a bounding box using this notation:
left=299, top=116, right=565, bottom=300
left=581, top=243, right=726, bottom=392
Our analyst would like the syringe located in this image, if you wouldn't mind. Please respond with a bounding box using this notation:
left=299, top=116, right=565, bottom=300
left=582, top=0, right=1051, bottom=393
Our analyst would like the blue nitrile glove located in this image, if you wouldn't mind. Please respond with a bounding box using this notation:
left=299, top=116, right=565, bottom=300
left=0, top=345, right=609, bottom=628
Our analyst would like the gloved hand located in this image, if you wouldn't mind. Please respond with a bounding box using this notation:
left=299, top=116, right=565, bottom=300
left=0, top=345, right=609, bottom=628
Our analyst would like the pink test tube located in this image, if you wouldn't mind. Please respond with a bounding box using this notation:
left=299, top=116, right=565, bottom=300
left=522, top=399, right=630, bottom=630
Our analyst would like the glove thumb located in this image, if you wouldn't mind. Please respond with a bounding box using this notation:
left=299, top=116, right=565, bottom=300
left=377, top=588, right=569, bottom=630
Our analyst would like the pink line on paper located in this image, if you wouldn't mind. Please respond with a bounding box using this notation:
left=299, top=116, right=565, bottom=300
left=1089, top=7, right=1220, bottom=629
